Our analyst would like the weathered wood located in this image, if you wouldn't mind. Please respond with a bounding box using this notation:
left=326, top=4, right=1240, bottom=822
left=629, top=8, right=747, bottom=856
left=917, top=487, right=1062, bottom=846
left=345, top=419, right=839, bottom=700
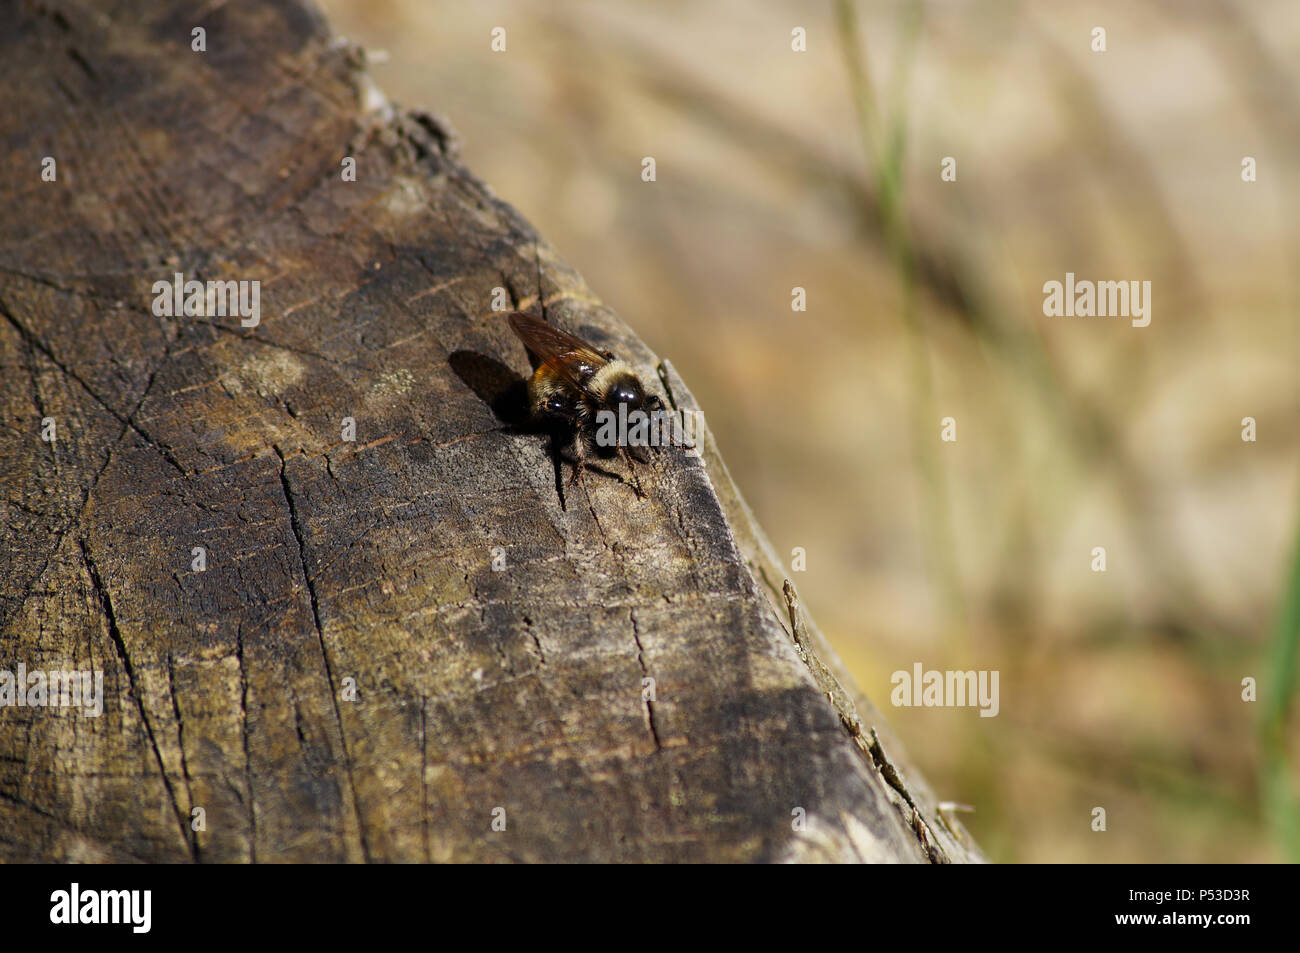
left=0, top=0, right=981, bottom=862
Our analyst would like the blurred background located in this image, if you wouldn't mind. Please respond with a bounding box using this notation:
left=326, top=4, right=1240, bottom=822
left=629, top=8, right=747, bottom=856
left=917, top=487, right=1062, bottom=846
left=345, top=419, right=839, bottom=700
left=318, top=0, right=1300, bottom=862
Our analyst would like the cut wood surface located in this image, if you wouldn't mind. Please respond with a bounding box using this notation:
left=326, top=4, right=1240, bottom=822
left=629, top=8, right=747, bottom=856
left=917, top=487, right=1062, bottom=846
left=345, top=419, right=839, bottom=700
left=0, top=0, right=982, bottom=862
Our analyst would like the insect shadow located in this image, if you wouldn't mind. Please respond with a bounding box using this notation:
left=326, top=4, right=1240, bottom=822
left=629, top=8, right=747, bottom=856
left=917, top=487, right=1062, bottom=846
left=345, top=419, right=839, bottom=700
left=448, top=350, right=531, bottom=428
left=447, top=349, right=629, bottom=507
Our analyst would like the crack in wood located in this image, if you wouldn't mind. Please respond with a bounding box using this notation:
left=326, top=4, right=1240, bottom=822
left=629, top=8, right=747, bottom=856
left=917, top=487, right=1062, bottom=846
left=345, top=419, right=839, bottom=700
left=234, top=620, right=257, bottom=863
left=0, top=298, right=188, bottom=476
left=629, top=608, right=663, bottom=752
left=165, top=651, right=198, bottom=861
left=79, top=538, right=197, bottom=861
left=273, top=446, right=372, bottom=863
left=783, top=577, right=948, bottom=863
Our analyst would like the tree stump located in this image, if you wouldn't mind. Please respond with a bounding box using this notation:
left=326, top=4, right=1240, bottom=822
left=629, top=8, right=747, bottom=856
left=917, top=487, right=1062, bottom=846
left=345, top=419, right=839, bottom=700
left=0, top=0, right=982, bottom=863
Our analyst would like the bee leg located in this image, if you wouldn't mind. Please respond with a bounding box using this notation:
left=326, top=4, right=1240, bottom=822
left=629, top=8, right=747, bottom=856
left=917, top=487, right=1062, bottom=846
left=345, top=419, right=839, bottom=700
left=568, top=435, right=588, bottom=487
left=619, top=446, right=647, bottom=499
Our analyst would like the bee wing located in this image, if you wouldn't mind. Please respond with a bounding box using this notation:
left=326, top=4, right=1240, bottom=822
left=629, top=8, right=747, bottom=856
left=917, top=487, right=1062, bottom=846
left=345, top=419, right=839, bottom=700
left=507, top=311, right=609, bottom=396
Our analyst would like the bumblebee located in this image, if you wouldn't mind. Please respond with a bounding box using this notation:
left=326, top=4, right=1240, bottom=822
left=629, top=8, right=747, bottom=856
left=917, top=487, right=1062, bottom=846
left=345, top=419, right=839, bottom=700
left=507, top=311, right=667, bottom=497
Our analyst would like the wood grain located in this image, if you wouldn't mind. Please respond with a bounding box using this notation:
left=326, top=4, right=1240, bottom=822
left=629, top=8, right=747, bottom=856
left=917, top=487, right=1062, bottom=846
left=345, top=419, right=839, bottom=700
left=0, top=0, right=981, bottom=863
